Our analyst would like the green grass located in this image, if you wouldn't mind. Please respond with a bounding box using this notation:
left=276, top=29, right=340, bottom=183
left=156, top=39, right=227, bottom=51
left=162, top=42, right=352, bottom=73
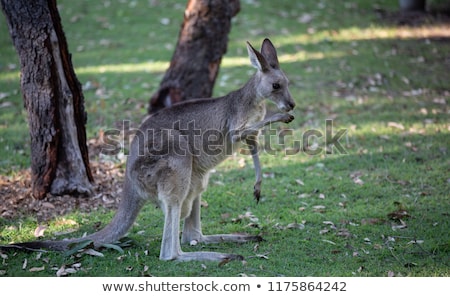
left=0, top=0, right=449, bottom=276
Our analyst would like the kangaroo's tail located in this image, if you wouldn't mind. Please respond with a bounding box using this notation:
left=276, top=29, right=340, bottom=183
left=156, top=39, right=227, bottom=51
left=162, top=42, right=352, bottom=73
left=1, top=177, right=145, bottom=252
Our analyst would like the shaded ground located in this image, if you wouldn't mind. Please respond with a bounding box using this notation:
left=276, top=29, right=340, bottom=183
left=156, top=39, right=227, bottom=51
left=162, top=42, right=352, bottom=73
left=0, top=139, right=124, bottom=222
left=377, top=8, right=450, bottom=26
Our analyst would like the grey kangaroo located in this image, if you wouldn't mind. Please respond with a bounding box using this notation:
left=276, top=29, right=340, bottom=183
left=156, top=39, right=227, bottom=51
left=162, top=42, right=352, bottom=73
left=3, top=38, right=295, bottom=261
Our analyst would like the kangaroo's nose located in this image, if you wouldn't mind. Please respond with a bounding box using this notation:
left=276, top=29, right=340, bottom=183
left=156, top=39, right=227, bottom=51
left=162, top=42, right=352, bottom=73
left=284, top=100, right=295, bottom=112
left=288, top=100, right=295, bottom=110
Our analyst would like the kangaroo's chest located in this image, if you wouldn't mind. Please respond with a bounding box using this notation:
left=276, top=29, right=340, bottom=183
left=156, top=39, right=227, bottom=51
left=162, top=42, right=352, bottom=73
left=244, top=102, right=266, bottom=128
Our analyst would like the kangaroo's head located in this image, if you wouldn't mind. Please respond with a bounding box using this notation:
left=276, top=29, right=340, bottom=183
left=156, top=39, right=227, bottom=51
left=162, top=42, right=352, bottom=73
left=247, top=38, right=295, bottom=112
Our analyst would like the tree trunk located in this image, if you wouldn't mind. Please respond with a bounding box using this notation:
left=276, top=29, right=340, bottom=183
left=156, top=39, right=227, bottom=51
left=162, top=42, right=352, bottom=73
left=1, top=0, right=93, bottom=199
left=148, top=0, right=240, bottom=113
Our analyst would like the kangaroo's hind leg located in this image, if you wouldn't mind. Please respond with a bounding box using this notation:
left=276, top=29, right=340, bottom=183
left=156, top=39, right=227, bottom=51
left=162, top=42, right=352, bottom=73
left=156, top=157, right=246, bottom=262
left=181, top=174, right=262, bottom=246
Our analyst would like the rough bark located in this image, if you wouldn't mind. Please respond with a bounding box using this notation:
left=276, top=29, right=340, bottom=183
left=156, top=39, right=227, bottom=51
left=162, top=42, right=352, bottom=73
left=148, top=0, right=240, bottom=113
left=1, top=0, right=93, bottom=199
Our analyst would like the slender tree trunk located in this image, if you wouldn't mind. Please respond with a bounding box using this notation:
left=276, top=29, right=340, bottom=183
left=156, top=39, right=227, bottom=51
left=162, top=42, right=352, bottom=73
left=1, top=0, right=93, bottom=199
left=148, top=0, right=240, bottom=113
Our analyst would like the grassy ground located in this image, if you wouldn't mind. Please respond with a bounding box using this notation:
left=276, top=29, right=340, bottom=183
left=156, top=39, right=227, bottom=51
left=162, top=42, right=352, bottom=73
left=0, top=0, right=449, bottom=276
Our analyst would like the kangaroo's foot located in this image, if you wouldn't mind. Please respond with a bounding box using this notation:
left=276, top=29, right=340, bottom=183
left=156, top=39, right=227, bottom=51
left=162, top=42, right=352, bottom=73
left=163, top=251, right=244, bottom=262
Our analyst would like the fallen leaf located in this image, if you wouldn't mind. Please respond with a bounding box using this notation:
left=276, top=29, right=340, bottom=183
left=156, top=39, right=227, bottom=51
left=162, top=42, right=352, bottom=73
left=34, top=225, right=47, bottom=237
left=319, top=228, right=329, bottom=235
left=286, top=223, right=305, bottom=230
left=350, top=171, right=364, bottom=185
left=0, top=252, right=8, bottom=261
left=263, top=172, right=275, bottom=178
left=404, top=262, right=417, bottom=268
left=29, top=266, right=45, bottom=272
left=353, top=177, right=364, bottom=185
left=160, top=18, right=170, bottom=25
left=65, top=268, right=78, bottom=274
left=238, top=158, right=246, bottom=168
left=83, top=249, right=104, bottom=257
left=336, top=229, right=352, bottom=238
left=407, top=239, right=424, bottom=245
left=0, top=92, right=10, bottom=100
left=22, top=258, right=27, bottom=270
left=41, top=202, right=55, bottom=209
left=298, top=193, right=310, bottom=198
left=361, top=218, right=385, bottom=225
left=246, top=222, right=260, bottom=228
left=391, top=224, right=407, bottom=230
left=322, top=239, right=336, bottom=245
left=218, top=258, right=232, bottom=267
left=313, top=205, right=326, bottom=212
left=295, top=179, right=305, bottom=186
left=297, top=13, right=314, bottom=23
left=56, top=265, right=67, bottom=277
left=388, top=122, right=405, bottom=130
left=387, top=210, right=410, bottom=220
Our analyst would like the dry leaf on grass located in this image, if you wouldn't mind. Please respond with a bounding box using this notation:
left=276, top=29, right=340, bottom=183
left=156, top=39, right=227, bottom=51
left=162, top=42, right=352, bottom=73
left=286, top=223, right=305, bottom=230
left=387, top=210, right=410, bottom=220
left=28, top=266, right=45, bottom=272
left=34, top=225, right=47, bottom=237
left=82, top=249, right=104, bottom=257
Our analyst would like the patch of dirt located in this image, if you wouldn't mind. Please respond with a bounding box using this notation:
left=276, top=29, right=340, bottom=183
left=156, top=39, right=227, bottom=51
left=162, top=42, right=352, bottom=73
left=376, top=9, right=450, bottom=27
left=0, top=141, right=125, bottom=223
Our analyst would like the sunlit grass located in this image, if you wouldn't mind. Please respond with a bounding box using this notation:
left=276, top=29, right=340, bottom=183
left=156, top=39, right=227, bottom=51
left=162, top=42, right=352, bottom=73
left=75, top=60, right=168, bottom=75
left=276, top=24, right=450, bottom=46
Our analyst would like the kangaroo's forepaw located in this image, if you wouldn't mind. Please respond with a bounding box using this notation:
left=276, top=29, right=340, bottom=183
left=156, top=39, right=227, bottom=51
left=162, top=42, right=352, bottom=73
left=254, top=184, right=261, bottom=203
left=282, top=113, right=295, bottom=123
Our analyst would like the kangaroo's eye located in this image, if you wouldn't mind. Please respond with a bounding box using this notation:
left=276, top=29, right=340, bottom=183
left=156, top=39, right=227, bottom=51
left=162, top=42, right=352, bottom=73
left=272, top=83, right=281, bottom=90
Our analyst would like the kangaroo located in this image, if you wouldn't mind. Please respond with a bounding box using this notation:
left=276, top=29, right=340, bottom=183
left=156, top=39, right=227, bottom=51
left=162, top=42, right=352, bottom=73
left=2, top=39, right=295, bottom=261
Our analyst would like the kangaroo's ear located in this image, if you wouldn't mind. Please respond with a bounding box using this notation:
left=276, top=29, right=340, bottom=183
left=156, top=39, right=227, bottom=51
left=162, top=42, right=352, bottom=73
left=261, top=38, right=279, bottom=69
left=247, top=41, right=270, bottom=72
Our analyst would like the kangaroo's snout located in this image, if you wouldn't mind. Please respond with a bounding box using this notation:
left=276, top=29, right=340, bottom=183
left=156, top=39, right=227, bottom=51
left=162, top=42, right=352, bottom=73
left=278, top=97, right=295, bottom=112
left=286, top=100, right=295, bottom=111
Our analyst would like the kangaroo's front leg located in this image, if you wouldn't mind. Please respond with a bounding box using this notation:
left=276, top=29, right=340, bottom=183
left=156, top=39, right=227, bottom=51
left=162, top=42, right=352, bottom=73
left=232, top=112, right=294, bottom=143
left=233, top=113, right=294, bottom=201
left=245, top=136, right=262, bottom=202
